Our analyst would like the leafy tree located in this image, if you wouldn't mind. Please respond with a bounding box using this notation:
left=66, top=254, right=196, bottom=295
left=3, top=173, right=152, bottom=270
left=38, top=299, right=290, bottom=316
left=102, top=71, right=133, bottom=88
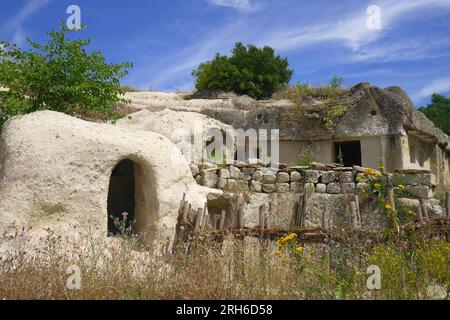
left=192, top=42, right=293, bottom=100
left=0, top=23, right=133, bottom=127
left=419, top=94, right=450, bottom=135
left=329, top=75, right=343, bottom=88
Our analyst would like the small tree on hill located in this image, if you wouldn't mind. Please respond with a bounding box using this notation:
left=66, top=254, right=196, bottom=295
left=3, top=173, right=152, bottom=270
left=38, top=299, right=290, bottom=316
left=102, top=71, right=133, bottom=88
left=0, top=23, right=133, bottom=127
left=192, top=42, right=293, bottom=100
left=419, top=94, right=450, bottom=135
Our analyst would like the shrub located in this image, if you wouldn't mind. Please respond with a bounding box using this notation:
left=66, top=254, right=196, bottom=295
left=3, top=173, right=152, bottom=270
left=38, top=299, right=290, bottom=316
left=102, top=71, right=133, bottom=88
left=0, top=23, right=133, bottom=127
left=419, top=94, right=450, bottom=135
left=293, top=148, right=316, bottom=166
left=329, top=75, right=343, bottom=88
left=192, top=42, right=293, bottom=100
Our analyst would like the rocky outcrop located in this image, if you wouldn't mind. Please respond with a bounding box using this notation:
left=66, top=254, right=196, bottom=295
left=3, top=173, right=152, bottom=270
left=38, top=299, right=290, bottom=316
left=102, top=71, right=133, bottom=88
left=0, top=111, right=219, bottom=250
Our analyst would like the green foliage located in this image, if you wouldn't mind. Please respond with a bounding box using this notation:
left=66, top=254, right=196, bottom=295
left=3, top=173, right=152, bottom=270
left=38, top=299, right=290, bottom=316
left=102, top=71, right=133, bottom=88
left=293, top=148, right=316, bottom=166
left=419, top=94, right=450, bottom=135
left=192, top=42, right=293, bottom=100
left=0, top=23, right=133, bottom=127
left=329, top=75, right=343, bottom=88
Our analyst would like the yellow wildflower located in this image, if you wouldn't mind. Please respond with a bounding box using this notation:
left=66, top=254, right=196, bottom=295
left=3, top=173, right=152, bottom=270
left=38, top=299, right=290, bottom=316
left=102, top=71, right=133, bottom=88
left=277, top=233, right=297, bottom=246
left=408, top=210, right=416, bottom=217
left=295, top=246, right=304, bottom=253
left=374, top=172, right=383, bottom=177
left=365, top=168, right=375, bottom=176
left=374, top=183, right=381, bottom=190
left=379, top=166, right=385, bottom=171
left=385, top=203, right=392, bottom=210
left=398, top=184, right=405, bottom=189
left=275, top=249, right=281, bottom=256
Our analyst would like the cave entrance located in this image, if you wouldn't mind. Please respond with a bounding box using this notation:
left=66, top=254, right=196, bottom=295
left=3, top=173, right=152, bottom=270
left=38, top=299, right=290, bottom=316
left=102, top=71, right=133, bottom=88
left=107, top=159, right=136, bottom=236
left=334, top=141, right=362, bottom=167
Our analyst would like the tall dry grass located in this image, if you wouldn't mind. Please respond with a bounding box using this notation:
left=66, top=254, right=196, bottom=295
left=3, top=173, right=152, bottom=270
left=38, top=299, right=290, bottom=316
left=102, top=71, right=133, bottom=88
left=0, top=229, right=449, bottom=300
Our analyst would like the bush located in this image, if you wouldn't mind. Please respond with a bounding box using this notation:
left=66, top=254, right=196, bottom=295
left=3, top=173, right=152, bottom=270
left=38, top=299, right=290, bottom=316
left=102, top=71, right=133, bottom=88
left=0, top=23, right=133, bottom=127
left=192, top=42, right=293, bottom=100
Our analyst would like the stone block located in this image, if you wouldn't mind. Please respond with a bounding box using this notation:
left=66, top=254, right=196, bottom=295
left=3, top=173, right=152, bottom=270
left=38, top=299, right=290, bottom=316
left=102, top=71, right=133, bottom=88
left=275, top=183, right=290, bottom=193
left=326, top=183, right=341, bottom=194
left=262, top=184, right=275, bottom=193
left=290, top=171, right=302, bottom=182
left=305, top=170, right=321, bottom=183
left=218, top=168, right=230, bottom=179
left=338, top=171, right=353, bottom=183
left=316, top=183, right=326, bottom=193
left=250, top=180, right=262, bottom=192
left=321, top=171, right=337, bottom=184
left=276, top=172, right=290, bottom=183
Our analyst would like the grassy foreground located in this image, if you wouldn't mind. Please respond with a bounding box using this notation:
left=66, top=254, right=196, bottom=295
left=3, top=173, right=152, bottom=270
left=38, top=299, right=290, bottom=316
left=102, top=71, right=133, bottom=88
left=0, top=230, right=449, bottom=300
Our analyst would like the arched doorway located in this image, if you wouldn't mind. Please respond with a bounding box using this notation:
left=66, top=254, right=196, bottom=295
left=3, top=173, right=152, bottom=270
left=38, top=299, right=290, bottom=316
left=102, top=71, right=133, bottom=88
left=107, top=159, right=136, bottom=236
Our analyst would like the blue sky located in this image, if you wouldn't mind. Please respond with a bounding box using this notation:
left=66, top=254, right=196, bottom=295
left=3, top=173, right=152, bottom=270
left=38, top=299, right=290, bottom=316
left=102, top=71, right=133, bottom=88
left=1, top=0, right=450, bottom=106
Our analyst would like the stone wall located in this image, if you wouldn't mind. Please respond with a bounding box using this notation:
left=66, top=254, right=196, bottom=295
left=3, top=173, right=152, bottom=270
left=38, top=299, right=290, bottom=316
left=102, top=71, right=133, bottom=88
left=191, top=162, right=436, bottom=200
left=191, top=162, right=445, bottom=230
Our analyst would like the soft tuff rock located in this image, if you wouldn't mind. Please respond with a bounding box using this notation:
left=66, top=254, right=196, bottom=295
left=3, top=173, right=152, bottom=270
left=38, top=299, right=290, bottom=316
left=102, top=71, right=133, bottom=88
left=0, top=111, right=219, bottom=251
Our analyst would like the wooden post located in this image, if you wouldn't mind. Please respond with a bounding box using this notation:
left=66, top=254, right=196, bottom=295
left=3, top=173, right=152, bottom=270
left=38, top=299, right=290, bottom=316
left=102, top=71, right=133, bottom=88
left=211, top=214, right=219, bottom=231
left=446, top=192, right=450, bottom=218
left=238, top=208, right=244, bottom=230
left=388, top=188, right=396, bottom=212
left=259, top=204, right=266, bottom=241
left=265, top=201, right=272, bottom=230
left=294, top=194, right=305, bottom=226
left=202, top=204, right=209, bottom=230
left=179, top=193, right=186, bottom=210
left=194, top=208, right=203, bottom=230
left=219, top=210, right=226, bottom=231
left=420, top=199, right=429, bottom=220
left=299, top=192, right=308, bottom=227
left=259, top=205, right=266, bottom=228
left=322, top=205, right=330, bottom=230
left=417, top=204, right=425, bottom=223
left=182, top=200, right=189, bottom=223
left=350, top=201, right=358, bottom=229
left=388, top=187, right=398, bottom=230
left=354, top=195, right=361, bottom=228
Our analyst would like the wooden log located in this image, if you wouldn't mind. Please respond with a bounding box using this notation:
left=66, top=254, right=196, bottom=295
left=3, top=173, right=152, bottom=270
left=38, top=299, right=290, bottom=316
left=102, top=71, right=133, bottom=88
left=179, top=193, right=186, bottom=212
left=259, top=204, right=266, bottom=241
left=211, top=214, right=219, bottom=230
left=202, top=204, right=209, bottom=230
left=194, top=208, right=203, bottom=230
left=388, top=188, right=399, bottom=230
left=299, top=192, right=308, bottom=227
left=420, top=199, right=429, bottom=220
left=354, top=194, right=361, bottom=228
left=182, top=200, right=189, bottom=223
left=322, top=205, right=330, bottom=230
left=238, top=208, right=244, bottom=230
left=295, top=194, right=304, bottom=226
left=259, top=205, right=266, bottom=229
left=446, top=192, right=450, bottom=218
left=219, top=210, right=226, bottom=231
left=350, top=201, right=358, bottom=229
left=417, top=203, right=425, bottom=222
left=265, top=201, right=273, bottom=230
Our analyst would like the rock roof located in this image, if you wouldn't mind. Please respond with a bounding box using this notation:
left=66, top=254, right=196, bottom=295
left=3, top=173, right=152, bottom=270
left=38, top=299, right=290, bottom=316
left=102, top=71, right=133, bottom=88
left=123, top=83, right=450, bottom=149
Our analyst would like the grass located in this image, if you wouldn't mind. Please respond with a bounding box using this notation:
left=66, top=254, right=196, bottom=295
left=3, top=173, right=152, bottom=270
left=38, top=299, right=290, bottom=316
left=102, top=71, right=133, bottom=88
left=0, top=228, right=449, bottom=300
left=273, top=83, right=347, bottom=104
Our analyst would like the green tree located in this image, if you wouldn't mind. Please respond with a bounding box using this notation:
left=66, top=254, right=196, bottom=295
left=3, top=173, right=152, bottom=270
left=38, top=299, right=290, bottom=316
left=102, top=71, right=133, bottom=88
left=419, top=94, right=450, bottom=135
left=192, top=42, right=293, bottom=100
left=329, top=75, right=343, bottom=88
left=0, top=23, right=133, bottom=127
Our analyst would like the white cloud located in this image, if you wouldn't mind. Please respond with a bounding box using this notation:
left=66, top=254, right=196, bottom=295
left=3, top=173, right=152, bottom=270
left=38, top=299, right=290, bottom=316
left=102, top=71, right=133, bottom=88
left=206, top=0, right=255, bottom=11
left=134, top=0, right=450, bottom=91
left=413, top=77, right=450, bottom=100
left=2, top=0, right=51, bottom=45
